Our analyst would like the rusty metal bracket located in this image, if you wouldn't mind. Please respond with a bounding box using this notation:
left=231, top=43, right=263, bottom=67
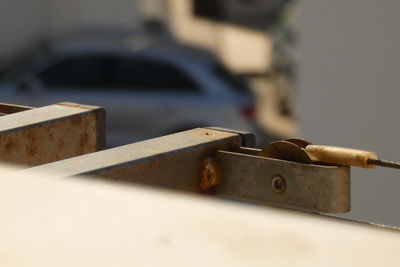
left=21, top=127, right=350, bottom=213
left=0, top=102, right=105, bottom=167
left=215, top=150, right=350, bottom=213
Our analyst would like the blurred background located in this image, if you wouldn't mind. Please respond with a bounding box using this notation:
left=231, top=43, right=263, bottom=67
left=1, top=0, right=400, bottom=226
left=0, top=0, right=296, bottom=147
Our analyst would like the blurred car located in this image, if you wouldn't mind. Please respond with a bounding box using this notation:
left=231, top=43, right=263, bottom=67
left=0, top=38, right=264, bottom=147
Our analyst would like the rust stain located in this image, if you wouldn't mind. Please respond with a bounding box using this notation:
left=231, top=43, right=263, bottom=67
left=191, top=128, right=218, bottom=137
left=0, top=104, right=103, bottom=167
left=25, top=143, right=37, bottom=158
left=71, top=116, right=83, bottom=127
left=2, top=134, right=22, bottom=156
left=46, top=124, right=56, bottom=142
left=200, top=157, right=223, bottom=191
left=79, top=131, right=90, bottom=154
left=4, top=139, right=14, bottom=154
left=27, top=131, right=37, bottom=143
left=24, top=131, right=38, bottom=159
left=58, top=140, right=65, bottom=151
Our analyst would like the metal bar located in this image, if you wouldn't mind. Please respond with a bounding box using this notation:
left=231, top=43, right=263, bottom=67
left=214, top=150, right=350, bottom=213
left=206, top=127, right=256, bottom=147
left=24, top=128, right=243, bottom=192
left=22, top=128, right=351, bottom=213
left=0, top=102, right=105, bottom=167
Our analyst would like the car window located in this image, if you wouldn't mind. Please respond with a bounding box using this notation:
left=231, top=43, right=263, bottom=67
left=37, top=55, right=113, bottom=89
left=113, top=57, right=200, bottom=92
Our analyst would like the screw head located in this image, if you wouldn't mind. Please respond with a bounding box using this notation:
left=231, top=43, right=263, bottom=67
left=271, top=176, right=286, bottom=193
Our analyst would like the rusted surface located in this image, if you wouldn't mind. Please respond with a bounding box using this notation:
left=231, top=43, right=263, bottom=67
left=200, top=157, right=223, bottom=191
left=21, top=127, right=350, bottom=213
left=23, top=128, right=243, bottom=192
left=0, top=103, right=105, bottom=167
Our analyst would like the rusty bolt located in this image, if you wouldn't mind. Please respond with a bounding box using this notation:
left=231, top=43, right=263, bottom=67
left=271, top=175, right=286, bottom=193
left=200, top=157, right=223, bottom=191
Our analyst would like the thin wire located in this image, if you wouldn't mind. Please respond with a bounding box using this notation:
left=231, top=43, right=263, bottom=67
left=367, top=158, right=400, bottom=169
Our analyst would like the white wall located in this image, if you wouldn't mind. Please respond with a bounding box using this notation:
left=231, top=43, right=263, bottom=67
left=299, top=1, right=400, bottom=225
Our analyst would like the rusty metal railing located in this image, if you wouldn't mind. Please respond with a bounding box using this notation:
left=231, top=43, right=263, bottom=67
left=0, top=102, right=105, bottom=167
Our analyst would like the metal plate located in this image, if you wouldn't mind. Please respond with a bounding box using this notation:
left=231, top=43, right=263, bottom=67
left=215, top=151, right=350, bottom=213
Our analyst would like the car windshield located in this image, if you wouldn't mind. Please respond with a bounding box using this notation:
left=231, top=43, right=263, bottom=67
left=212, top=63, right=251, bottom=94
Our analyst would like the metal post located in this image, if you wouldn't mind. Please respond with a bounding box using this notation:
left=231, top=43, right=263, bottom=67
left=22, top=128, right=350, bottom=213
left=0, top=102, right=105, bottom=167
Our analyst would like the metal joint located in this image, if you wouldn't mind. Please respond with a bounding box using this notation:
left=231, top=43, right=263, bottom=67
left=20, top=127, right=350, bottom=214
